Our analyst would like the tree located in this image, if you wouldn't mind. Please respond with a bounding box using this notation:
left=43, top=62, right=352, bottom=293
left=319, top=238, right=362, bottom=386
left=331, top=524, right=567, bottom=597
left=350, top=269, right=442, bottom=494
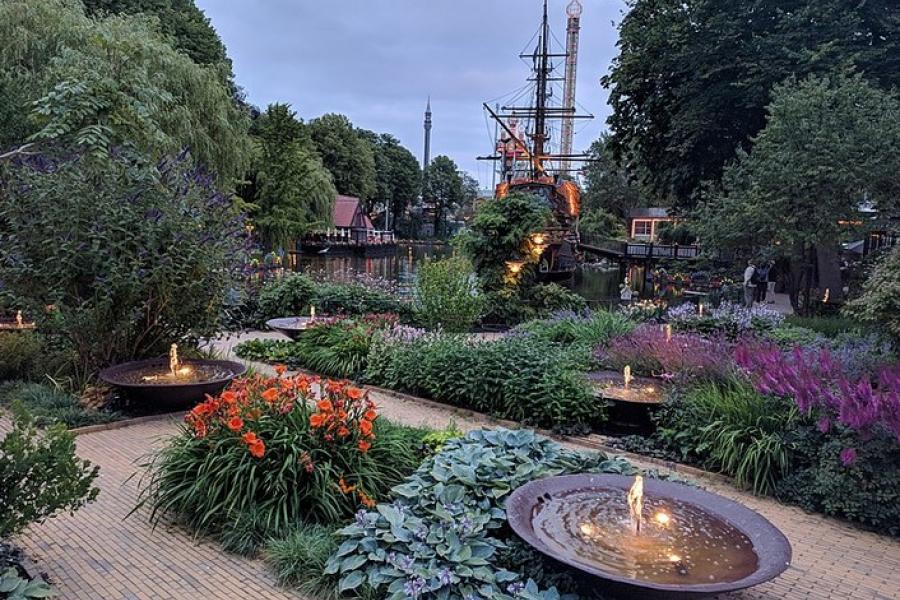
left=603, top=0, right=900, bottom=207
left=695, top=73, right=900, bottom=312
left=579, top=208, right=627, bottom=239
left=80, top=0, right=231, bottom=73
left=308, top=114, right=376, bottom=204
left=582, top=135, right=644, bottom=217
left=423, top=155, right=464, bottom=238
left=250, top=104, right=336, bottom=250
left=0, top=0, right=250, bottom=183
left=845, top=245, right=900, bottom=339
left=360, top=131, right=421, bottom=231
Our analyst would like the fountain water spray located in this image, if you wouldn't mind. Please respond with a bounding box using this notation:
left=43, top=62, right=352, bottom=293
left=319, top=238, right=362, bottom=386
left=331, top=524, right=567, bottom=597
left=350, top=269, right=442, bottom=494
left=623, top=365, right=634, bottom=390
left=627, top=475, right=644, bottom=534
left=169, top=343, right=180, bottom=377
left=15, top=310, right=23, bottom=328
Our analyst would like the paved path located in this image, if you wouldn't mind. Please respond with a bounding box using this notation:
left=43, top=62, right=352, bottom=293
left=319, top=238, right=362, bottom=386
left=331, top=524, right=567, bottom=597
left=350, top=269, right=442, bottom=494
left=10, top=330, right=899, bottom=599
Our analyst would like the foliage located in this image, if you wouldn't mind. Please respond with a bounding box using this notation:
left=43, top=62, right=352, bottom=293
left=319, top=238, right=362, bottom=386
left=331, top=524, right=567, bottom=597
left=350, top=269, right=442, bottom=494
left=0, top=334, right=42, bottom=382
left=138, top=374, right=421, bottom=538
left=0, top=407, right=99, bottom=538
left=419, top=424, right=464, bottom=457
left=308, top=113, right=376, bottom=205
left=250, top=104, right=336, bottom=250
left=255, top=274, right=410, bottom=327
left=0, top=382, right=119, bottom=429
left=581, top=135, right=644, bottom=217
left=459, top=192, right=551, bottom=292
left=422, top=156, right=465, bottom=239
left=666, top=301, right=784, bottom=338
left=578, top=207, right=627, bottom=239
left=657, top=377, right=798, bottom=494
left=603, top=0, right=900, bottom=206
left=784, top=315, right=870, bottom=339
left=81, top=0, right=231, bottom=72
left=596, top=325, right=735, bottom=382
left=0, top=566, right=53, bottom=599
left=413, top=257, right=484, bottom=333
left=765, top=326, right=825, bottom=349
left=655, top=221, right=697, bottom=245
left=524, top=284, right=587, bottom=316
left=325, top=428, right=637, bottom=600
left=776, top=426, right=900, bottom=535
left=734, top=341, right=900, bottom=441
left=266, top=523, right=342, bottom=594
left=360, top=132, right=421, bottom=234
left=0, top=0, right=250, bottom=182
left=0, top=150, right=248, bottom=382
left=844, top=245, right=900, bottom=339
left=512, top=310, right=634, bottom=348
left=367, top=333, right=599, bottom=431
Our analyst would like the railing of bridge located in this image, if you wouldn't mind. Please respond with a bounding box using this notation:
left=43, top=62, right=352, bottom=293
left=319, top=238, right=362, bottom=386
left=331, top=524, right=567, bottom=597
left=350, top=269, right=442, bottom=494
left=580, top=234, right=701, bottom=260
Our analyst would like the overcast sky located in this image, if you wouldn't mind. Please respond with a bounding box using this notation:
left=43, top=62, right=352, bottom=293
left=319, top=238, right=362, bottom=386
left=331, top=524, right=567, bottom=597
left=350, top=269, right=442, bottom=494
left=195, top=0, right=627, bottom=187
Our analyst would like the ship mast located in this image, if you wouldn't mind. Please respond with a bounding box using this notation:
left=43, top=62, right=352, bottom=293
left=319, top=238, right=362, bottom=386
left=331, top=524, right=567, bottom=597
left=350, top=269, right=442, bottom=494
left=531, top=0, right=551, bottom=177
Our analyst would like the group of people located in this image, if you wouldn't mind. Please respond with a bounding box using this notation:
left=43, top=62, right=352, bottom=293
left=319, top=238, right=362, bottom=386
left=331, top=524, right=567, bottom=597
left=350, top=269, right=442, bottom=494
left=743, top=260, right=774, bottom=307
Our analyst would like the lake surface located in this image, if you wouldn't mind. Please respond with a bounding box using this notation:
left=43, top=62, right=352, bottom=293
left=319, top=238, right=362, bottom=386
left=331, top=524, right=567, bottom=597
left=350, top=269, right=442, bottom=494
left=294, top=242, right=621, bottom=304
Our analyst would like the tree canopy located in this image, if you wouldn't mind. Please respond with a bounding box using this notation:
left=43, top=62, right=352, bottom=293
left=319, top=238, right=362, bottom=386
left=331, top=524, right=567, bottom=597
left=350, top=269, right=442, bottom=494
left=248, top=104, right=336, bottom=250
left=423, top=155, right=464, bottom=239
left=581, top=135, right=644, bottom=218
left=308, top=113, right=377, bottom=205
left=360, top=131, right=421, bottom=231
left=0, top=0, right=250, bottom=183
left=603, top=0, right=900, bottom=207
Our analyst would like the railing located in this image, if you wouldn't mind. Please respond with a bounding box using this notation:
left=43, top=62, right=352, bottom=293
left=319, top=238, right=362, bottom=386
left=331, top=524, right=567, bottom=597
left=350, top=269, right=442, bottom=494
left=581, top=235, right=701, bottom=260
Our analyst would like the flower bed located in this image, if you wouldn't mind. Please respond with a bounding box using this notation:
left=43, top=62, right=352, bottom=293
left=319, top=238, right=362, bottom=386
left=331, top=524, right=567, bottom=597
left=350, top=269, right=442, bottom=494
left=666, top=301, right=784, bottom=338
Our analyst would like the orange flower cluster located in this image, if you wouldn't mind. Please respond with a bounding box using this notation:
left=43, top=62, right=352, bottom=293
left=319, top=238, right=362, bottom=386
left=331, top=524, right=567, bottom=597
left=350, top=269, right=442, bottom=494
left=308, top=379, right=377, bottom=454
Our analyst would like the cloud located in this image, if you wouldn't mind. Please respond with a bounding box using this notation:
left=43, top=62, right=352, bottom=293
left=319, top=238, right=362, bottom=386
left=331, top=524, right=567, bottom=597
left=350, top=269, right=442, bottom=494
left=196, top=0, right=626, bottom=186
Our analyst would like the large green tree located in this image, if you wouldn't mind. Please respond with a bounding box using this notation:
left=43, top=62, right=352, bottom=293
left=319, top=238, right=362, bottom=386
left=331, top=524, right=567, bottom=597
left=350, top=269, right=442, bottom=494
left=308, top=113, right=376, bottom=204
left=80, top=0, right=230, bottom=73
left=581, top=135, right=644, bottom=218
left=360, top=131, right=421, bottom=231
left=249, top=104, right=335, bottom=250
left=422, top=155, right=464, bottom=239
left=603, top=0, right=900, bottom=207
left=696, top=73, right=900, bottom=312
left=0, top=0, right=250, bottom=183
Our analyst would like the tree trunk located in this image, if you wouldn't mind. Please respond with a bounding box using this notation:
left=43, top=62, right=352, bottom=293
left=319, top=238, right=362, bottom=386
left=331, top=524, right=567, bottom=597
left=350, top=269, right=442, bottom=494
left=816, top=241, right=844, bottom=304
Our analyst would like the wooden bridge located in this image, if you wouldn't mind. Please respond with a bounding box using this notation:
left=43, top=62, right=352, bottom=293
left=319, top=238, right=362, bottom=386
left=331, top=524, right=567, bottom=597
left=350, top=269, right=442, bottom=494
left=578, top=234, right=701, bottom=261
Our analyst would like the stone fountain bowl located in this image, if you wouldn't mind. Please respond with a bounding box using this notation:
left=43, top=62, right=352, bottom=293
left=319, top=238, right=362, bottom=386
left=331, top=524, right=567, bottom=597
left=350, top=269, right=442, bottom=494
left=266, top=316, right=324, bottom=340
left=506, top=474, right=791, bottom=599
left=99, top=358, right=247, bottom=410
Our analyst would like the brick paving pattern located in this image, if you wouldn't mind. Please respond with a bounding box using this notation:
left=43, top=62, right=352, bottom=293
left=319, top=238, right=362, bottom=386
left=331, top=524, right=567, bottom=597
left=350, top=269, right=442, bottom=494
left=8, top=330, right=899, bottom=599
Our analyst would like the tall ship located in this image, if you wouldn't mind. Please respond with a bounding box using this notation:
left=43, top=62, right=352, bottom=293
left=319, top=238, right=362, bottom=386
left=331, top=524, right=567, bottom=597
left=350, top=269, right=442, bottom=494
left=481, top=0, right=591, bottom=281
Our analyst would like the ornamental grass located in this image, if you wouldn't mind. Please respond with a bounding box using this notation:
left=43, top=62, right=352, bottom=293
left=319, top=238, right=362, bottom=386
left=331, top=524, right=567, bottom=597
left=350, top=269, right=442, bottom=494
left=137, top=370, right=420, bottom=535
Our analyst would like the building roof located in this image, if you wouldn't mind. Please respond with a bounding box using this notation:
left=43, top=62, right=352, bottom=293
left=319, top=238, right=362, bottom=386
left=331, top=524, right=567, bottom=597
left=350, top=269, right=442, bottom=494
left=629, top=207, right=670, bottom=219
left=333, top=195, right=374, bottom=229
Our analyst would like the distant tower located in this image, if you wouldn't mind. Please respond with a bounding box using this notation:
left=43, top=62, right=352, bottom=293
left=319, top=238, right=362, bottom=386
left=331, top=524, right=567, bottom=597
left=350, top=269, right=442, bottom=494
left=560, top=0, right=582, bottom=174
left=423, top=97, right=432, bottom=169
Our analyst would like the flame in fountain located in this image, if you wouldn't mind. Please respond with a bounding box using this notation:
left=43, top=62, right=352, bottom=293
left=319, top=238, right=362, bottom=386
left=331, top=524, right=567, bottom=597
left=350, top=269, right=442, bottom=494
left=627, top=475, right=644, bottom=535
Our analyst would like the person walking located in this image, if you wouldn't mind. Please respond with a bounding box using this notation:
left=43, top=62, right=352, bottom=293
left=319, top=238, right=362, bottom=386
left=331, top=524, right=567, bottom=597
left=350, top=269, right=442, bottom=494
left=743, top=260, right=757, bottom=308
left=755, top=261, right=771, bottom=303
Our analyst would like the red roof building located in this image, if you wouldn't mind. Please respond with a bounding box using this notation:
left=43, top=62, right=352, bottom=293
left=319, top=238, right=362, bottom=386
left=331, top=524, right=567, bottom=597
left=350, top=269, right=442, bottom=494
left=333, top=195, right=374, bottom=231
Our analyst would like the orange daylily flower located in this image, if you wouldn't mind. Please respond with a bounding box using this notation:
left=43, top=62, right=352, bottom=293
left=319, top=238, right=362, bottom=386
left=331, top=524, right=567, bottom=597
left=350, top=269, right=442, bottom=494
left=227, top=416, right=244, bottom=432
left=274, top=364, right=287, bottom=377
left=317, top=399, right=334, bottom=412
left=358, top=439, right=371, bottom=453
left=248, top=440, right=265, bottom=458
left=261, top=387, right=279, bottom=402
left=338, top=477, right=356, bottom=494
left=357, top=489, right=376, bottom=508
left=359, top=420, right=373, bottom=436
left=310, top=414, right=325, bottom=428
left=364, top=409, right=377, bottom=421
left=242, top=431, right=259, bottom=445
left=220, top=391, right=237, bottom=404
left=337, top=426, right=350, bottom=437
left=346, top=387, right=364, bottom=400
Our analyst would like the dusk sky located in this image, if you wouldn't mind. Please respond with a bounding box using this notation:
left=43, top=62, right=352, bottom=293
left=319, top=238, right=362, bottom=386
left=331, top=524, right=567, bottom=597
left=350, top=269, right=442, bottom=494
left=195, top=0, right=627, bottom=187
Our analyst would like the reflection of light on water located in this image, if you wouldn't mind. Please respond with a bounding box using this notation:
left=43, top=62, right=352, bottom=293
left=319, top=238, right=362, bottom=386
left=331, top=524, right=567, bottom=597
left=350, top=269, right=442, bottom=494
left=668, top=553, right=681, bottom=563
left=654, top=512, right=671, bottom=526
left=580, top=522, right=595, bottom=536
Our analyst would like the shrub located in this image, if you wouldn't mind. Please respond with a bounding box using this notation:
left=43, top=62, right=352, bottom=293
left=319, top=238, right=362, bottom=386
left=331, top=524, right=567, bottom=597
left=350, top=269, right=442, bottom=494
left=844, top=244, right=900, bottom=339
left=525, top=283, right=588, bottom=315
left=0, top=382, right=119, bottom=429
left=414, top=257, right=484, bottom=333
left=784, top=315, right=868, bottom=338
left=595, top=325, right=735, bottom=381
left=138, top=374, right=421, bottom=537
left=0, top=150, right=248, bottom=383
left=325, top=428, right=637, bottom=600
left=656, top=377, right=798, bottom=494
left=0, top=333, right=42, bottom=381
left=776, top=426, right=900, bottom=535
left=256, top=274, right=411, bottom=326
left=367, top=334, right=598, bottom=431
left=0, top=408, right=99, bottom=538
left=512, top=309, right=633, bottom=347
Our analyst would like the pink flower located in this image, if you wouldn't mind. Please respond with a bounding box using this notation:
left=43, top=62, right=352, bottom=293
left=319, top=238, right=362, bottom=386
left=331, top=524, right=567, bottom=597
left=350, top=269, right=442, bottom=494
left=840, top=448, right=857, bottom=467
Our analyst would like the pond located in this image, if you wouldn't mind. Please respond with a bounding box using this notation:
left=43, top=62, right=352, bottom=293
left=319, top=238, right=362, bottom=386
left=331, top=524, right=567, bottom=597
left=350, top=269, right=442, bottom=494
left=293, top=242, right=622, bottom=304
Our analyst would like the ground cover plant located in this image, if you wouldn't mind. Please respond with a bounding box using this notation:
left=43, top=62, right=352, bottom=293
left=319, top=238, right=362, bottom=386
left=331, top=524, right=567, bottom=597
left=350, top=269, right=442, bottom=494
left=512, top=309, right=633, bottom=348
left=366, top=331, right=598, bottom=432
left=0, top=382, right=119, bottom=429
left=325, top=428, right=638, bottom=600
left=666, top=301, right=784, bottom=338
left=137, top=371, right=423, bottom=544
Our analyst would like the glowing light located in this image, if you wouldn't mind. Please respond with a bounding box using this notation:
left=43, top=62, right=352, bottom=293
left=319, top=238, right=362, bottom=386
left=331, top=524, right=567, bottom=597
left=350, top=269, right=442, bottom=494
left=668, top=554, right=682, bottom=563
left=505, top=260, right=524, bottom=275
left=579, top=523, right=595, bottom=536
left=623, top=365, right=633, bottom=390
left=664, top=324, right=672, bottom=342
left=15, top=311, right=23, bottom=328
left=169, top=344, right=180, bottom=377
left=698, top=303, right=705, bottom=316
left=531, top=233, right=546, bottom=246
left=654, top=512, right=671, bottom=526
left=627, top=475, right=643, bottom=535
left=310, top=305, right=317, bottom=320
left=823, top=288, right=830, bottom=304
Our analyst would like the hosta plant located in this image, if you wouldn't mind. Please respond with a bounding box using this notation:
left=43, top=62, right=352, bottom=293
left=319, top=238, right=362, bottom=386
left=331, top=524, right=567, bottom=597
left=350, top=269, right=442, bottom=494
left=325, top=428, right=638, bottom=600
left=138, top=371, right=420, bottom=535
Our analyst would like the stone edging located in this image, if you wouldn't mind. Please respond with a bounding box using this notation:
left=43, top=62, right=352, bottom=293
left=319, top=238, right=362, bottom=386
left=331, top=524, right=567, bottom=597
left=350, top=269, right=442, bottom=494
left=69, top=412, right=183, bottom=436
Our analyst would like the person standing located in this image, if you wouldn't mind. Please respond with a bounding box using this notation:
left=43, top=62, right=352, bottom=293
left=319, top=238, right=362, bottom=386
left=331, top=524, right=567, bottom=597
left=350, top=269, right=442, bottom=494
left=755, top=261, right=771, bottom=303
left=743, top=260, right=757, bottom=308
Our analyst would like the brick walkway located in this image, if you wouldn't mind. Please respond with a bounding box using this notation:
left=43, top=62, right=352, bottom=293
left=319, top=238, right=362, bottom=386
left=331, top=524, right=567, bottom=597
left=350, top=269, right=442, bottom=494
left=8, top=332, right=900, bottom=599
